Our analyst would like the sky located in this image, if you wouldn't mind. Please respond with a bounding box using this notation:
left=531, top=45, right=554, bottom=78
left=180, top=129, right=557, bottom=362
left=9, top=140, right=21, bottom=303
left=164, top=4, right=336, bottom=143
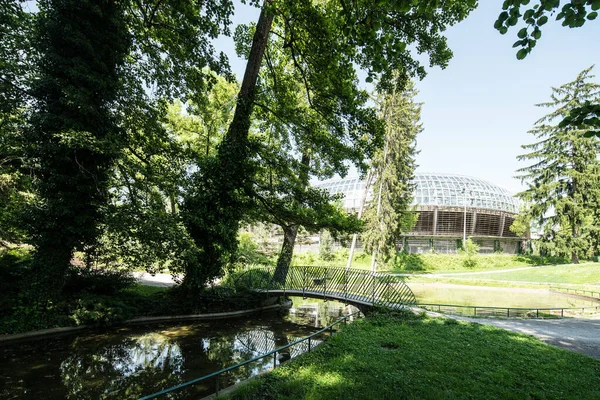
left=217, top=2, right=600, bottom=194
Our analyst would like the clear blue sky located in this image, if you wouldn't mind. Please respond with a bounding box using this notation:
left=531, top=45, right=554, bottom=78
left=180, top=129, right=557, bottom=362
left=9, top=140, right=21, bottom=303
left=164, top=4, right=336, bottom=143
left=218, top=2, right=600, bottom=193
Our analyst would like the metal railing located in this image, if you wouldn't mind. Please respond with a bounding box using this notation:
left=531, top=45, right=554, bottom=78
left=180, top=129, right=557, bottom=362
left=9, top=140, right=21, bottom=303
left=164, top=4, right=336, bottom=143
left=550, top=287, right=600, bottom=300
left=418, top=303, right=600, bottom=318
left=232, top=265, right=417, bottom=308
left=138, top=310, right=362, bottom=400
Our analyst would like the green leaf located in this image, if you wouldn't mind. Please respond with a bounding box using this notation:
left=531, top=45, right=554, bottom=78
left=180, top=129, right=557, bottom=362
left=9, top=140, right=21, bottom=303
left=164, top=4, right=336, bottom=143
left=583, top=130, right=599, bottom=138
left=516, top=48, right=528, bottom=60
left=538, top=15, right=548, bottom=25
left=517, top=27, right=527, bottom=38
left=513, top=40, right=524, bottom=48
left=499, top=26, right=508, bottom=35
left=521, top=0, right=530, bottom=4
left=593, top=0, right=600, bottom=11
left=499, top=11, right=509, bottom=21
left=494, top=19, right=503, bottom=29
left=587, top=12, right=598, bottom=21
left=508, top=16, right=518, bottom=26
left=524, top=9, right=534, bottom=19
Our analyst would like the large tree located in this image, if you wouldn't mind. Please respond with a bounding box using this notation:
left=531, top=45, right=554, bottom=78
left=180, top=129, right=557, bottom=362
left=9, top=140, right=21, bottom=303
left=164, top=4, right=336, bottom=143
left=182, top=0, right=477, bottom=291
left=15, top=0, right=234, bottom=299
left=0, top=1, right=34, bottom=246
left=516, top=67, right=600, bottom=263
left=362, top=78, right=421, bottom=272
left=25, top=0, right=131, bottom=298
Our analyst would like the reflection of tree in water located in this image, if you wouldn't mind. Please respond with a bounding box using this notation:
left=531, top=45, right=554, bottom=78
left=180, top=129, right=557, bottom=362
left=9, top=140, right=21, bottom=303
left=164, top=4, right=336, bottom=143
left=6, top=309, right=341, bottom=399
left=60, top=332, right=187, bottom=399
left=203, top=326, right=322, bottom=386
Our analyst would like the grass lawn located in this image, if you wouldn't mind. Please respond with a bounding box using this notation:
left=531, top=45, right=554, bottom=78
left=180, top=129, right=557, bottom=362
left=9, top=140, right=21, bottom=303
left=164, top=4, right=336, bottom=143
left=429, top=263, right=600, bottom=286
left=291, top=251, right=570, bottom=274
left=225, top=314, right=600, bottom=400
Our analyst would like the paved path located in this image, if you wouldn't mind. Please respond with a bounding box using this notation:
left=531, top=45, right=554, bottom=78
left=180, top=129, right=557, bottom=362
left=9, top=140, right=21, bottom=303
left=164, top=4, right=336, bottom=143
left=449, top=314, right=600, bottom=360
left=133, top=272, right=178, bottom=287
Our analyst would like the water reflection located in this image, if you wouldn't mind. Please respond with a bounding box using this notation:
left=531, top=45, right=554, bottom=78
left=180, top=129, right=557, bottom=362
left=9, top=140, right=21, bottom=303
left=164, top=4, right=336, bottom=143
left=0, top=298, right=358, bottom=399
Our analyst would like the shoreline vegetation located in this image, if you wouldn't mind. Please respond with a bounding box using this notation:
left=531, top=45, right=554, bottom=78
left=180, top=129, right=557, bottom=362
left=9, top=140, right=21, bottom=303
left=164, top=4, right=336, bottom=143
left=2, top=246, right=599, bottom=335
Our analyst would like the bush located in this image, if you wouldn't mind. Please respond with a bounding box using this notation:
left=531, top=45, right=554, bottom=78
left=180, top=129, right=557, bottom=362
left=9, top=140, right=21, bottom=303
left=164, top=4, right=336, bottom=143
left=460, top=239, right=479, bottom=268
left=393, top=253, right=426, bottom=271
left=222, top=268, right=273, bottom=291
left=63, top=268, right=136, bottom=296
left=319, top=231, right=335, bottom=261
left=70, top=295, right=134, bottom=326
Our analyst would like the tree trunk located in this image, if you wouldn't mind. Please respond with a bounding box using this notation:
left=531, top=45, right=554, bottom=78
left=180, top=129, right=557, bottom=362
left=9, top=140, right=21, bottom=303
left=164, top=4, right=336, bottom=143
left=274, top=225, right=298, bottom=284
left=273, top=152, right=310, bottom=283
left=182, top=2, right=274, bottom=291
left=221, top=2, right=273, bottom=150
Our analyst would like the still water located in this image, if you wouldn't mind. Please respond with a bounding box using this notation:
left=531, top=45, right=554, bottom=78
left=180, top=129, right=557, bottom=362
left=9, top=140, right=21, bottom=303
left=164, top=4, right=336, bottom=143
left=0, top=298, right=359, bottom=399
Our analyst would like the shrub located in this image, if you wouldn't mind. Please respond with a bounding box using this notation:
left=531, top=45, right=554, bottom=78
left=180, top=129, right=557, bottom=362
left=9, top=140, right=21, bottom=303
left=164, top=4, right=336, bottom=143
left=69, top=295, right=134, bottom=326
left=460, top=239, right=480, bottom=268
left=319, top=230, right=335, bottom=261
left=63, top=268, right=136, bottom=296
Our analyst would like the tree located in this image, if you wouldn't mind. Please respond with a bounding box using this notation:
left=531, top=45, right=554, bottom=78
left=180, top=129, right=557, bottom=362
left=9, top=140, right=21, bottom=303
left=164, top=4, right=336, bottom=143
left=25, top=0, right=131, bottom=299
left=362, top=78, right=421, bottom=272
left=516, top=67, right=600, bottom=263
left=0, top=1, right=34, bottom=247
left=182, top=0, right=478, bottom=291
left=11, top=0, right=234, bottom=300
left=495, top=0, right=600, bottom=60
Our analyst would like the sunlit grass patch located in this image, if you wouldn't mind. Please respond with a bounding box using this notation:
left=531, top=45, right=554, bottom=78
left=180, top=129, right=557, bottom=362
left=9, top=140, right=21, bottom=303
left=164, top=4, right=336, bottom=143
left=225, top=314, right=600, bottom=400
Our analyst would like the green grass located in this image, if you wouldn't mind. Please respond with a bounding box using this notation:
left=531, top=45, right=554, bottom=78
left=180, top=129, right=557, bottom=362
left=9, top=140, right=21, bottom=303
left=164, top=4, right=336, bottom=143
left=123, top=284, right=169, bottom=296
left=291, top=251, right=569, bottom=274
left=427, top=263, right=600, bottom=285
left=225, top=314, right=600, bottom=400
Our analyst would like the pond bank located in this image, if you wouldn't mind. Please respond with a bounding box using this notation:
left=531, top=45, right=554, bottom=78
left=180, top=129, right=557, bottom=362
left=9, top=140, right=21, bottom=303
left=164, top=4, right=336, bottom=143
left=0, top=303, right=289, bottom=345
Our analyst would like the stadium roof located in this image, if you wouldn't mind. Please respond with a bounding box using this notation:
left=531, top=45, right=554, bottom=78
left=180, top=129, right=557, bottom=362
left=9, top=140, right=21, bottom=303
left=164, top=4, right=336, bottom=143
left=315, top=172, right=519, bottom=214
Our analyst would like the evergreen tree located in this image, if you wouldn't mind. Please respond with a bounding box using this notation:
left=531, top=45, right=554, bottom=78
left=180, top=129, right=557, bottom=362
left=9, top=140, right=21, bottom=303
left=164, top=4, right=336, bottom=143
left=362, top=78, right=421, bottom=271
left=516, top=66, right=600, bottom=263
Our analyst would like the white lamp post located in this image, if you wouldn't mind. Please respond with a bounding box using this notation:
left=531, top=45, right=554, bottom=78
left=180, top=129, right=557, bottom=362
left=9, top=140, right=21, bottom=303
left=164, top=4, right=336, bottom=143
left=462, top=188, right=472, bottom=244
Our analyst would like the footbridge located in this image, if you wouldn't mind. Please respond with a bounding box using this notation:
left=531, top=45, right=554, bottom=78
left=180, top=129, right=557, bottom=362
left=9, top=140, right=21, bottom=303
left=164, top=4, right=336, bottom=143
left=232, top=265, right=417, bottom=311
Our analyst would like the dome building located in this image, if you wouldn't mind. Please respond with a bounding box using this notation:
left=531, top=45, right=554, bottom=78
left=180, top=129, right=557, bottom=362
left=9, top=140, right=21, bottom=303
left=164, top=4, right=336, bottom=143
left=316, top=173, right=525, bottom=254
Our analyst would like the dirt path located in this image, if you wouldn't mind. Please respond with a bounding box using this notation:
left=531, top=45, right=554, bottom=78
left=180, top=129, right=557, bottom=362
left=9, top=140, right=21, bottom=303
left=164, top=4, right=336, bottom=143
left=449, top=314, right=600, bottom=360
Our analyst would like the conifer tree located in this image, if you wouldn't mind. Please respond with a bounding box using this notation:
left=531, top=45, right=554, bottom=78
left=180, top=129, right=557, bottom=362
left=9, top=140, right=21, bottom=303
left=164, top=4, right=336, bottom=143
left=516, top=67, right=600, bottom=263
left=362, top=78, right=421, bottom=271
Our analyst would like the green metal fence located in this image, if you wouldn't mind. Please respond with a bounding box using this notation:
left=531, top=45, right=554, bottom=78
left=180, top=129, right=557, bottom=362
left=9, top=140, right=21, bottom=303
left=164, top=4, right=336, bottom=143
left=418, top=303, right=600, bottom=318
left=138, top=310, right=362, bottom=400
left=550, top=286, right=600, bottom=300
left=233, top=265, right=417, bottom=308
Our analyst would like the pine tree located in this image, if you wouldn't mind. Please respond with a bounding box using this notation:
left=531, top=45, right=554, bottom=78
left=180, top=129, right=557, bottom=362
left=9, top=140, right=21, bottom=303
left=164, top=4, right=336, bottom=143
left=516, top=66, right=600, bottom=263
left=362, top=78, right=421, bottom=271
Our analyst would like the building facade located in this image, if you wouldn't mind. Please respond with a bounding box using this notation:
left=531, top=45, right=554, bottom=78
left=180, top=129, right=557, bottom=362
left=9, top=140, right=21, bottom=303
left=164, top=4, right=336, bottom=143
left=316, top=173, right=525, bottom=254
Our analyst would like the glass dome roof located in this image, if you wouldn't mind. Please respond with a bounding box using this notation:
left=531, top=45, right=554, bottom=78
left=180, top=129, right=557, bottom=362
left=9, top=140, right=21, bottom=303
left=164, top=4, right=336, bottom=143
left=315, top=173, right=519, bottom=214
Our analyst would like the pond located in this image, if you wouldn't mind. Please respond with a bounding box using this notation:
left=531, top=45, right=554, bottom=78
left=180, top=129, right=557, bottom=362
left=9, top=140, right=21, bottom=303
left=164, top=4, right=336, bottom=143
left=411, top=283, right=600, bottom=309
left=0, top=298, right=359, bottom=400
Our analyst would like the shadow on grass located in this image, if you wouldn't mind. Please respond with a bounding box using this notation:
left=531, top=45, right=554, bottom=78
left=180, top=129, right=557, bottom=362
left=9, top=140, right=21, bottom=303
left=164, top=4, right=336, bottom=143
left=225, top=313, right=600, bottom=400
left=514, top=254, right=569, bottom=266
